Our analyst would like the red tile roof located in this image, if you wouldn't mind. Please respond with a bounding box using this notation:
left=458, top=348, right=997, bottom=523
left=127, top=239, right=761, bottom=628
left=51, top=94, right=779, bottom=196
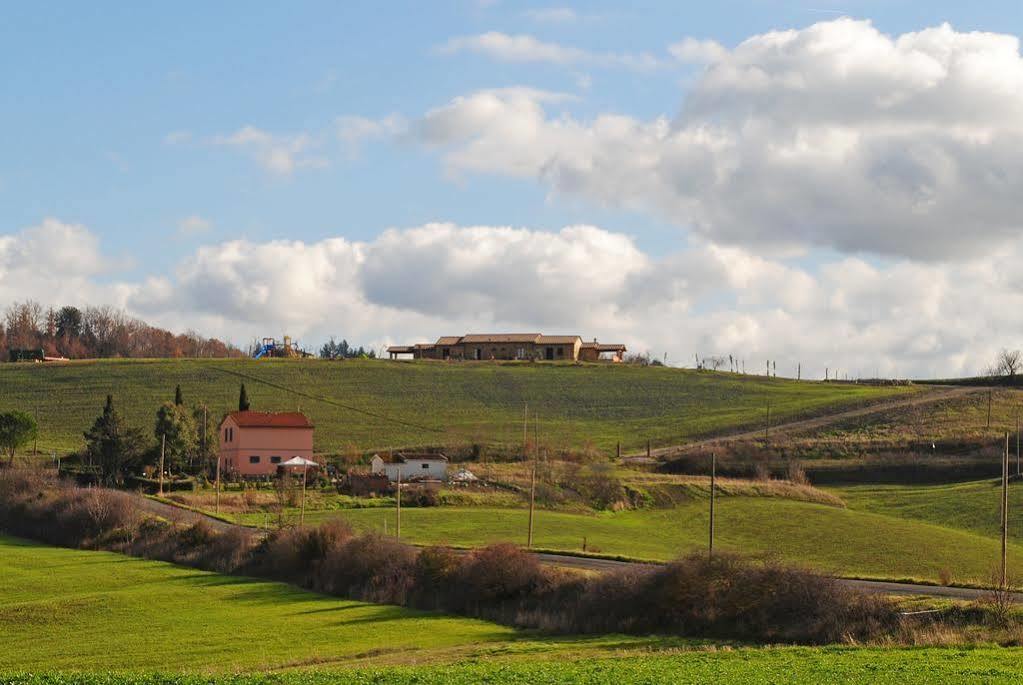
left=226, top=411, right=313, bottom=429
left=537, top=335, right=582, bottom=344
left=460, top=333, right=541, bottom=343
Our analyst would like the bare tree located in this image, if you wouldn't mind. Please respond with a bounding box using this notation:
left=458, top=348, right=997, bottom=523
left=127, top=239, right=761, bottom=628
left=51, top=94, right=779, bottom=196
left=991, top=349, right=1022, bottom=378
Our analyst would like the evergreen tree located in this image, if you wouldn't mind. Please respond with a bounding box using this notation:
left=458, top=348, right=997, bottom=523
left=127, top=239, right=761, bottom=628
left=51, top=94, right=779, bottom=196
left=84, top=395, right=144, bottom=485
left=0, top=410, right=38, bottom=467
left=174, top=385, right=184, bottom=406
left=239, top=383, right=250, bottom=411
left=154, top=402, right=197, bottom=473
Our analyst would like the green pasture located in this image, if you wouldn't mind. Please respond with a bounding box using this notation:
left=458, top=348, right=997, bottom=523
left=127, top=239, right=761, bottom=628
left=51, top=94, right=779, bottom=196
left=0, top=358, right=913, bottom=454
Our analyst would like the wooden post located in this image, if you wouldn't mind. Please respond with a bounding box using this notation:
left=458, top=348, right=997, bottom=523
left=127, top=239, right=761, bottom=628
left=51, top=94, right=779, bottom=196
left=396, top=465, right=402, bottom=538
left=1002, top=432, right=1009, bottom=589
left=215, top=450, right=222, bottom=514
left=616, top=442, right=621, bottom=460
left=1017, top=412, right=1021, bottom=476
left=647, top=439, right=651, bottom=460
left=988, top=390, right=993, bottom=430
left=158, top=433, right=165, bottom=496
left=765, top=402, right=771, bottom=443
left=300, top=466, right=308, bottom=526
left=709, top=452, right=716, bottom=558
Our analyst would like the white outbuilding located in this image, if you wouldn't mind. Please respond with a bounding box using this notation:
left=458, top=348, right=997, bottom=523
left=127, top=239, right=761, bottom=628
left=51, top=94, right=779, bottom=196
left=370, top=452, right=449, bottom=482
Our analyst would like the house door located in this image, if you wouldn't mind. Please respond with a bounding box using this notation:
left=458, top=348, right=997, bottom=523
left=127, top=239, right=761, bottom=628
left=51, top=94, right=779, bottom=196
left=475, top=347, right=482, bottom=360
left=545, top=347, right=554, bottom=360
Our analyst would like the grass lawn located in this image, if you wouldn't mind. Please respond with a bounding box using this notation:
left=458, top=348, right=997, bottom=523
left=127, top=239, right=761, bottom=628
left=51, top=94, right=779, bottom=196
left=0, top=358, right=914, bottom=454
left=234, top=498, right=1023, bottom=584
left=4, top=648, right=1023, bottom=684
left=836, top=480, right=1023, bottom=543
left=2, top=536, right=1021, bottom=683
left=0, top=535, right=699, bottom=672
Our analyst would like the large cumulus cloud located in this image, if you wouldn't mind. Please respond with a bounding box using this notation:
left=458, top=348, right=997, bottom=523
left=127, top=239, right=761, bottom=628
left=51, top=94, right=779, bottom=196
left=414, top=20, right=1023, bottom=260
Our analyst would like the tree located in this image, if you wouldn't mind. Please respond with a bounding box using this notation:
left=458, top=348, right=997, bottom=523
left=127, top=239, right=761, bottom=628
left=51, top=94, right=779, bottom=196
left=0, top=411, right=38, bottom=466
left=83, top=396, right=145, bottom=484
left=174, top=385, right=184, bottom=406
left=992, top=349, right=1022, bottom=378
left=154, top=402, right=197, bottom=473
left=239, top=383, right=250, bottom=411
left=192, top=404, right=217, bottom=473
left=55, top=305, right=83, bottom=339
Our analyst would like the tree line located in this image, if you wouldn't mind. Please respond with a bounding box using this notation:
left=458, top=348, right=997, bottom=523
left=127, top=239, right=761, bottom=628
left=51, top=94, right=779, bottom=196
left=1, top=300, right=244, bottom=360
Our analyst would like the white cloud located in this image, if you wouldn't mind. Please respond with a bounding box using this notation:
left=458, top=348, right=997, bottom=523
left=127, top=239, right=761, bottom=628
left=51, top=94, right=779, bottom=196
left=336, top=115, right=407, bottom=157
left=6, top=217, right=1023, bottom=378
left=0, top=218, right=134, bottom=307
left=212, top=126, right=328, bottom=175
left=437, top=32, right=663, bottom=70
left=669, top=37, right=727, bottom=63
left=177, top=215, right=212, bottom=236
left=417, top=19, right=1023, bottom=261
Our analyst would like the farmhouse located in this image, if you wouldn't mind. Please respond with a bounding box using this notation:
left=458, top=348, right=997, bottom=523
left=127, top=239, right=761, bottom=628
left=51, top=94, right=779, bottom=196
left=219, top=410, right=314, bottom=477
left=370, top=452, right=449, bottom=482
left=387, top=334, right=626, bottom=362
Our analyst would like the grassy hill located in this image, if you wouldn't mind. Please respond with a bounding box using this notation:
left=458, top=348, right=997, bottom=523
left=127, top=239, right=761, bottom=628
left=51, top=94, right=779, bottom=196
left=3, top=536, right=1021, bottom=683
left=229, top=495, right=1023, bottom=584
left=0, top=358, right=914, bottom=455
left=836, top=480, right=1023, bottom=542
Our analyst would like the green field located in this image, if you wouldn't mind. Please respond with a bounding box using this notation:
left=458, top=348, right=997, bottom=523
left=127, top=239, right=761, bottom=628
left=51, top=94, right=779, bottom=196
left=233, top=497, right=1023, bottom=584
left=0, top=358, right=914, bottom=454
left=836, top=480, right=1023, bottom=543
left=3, top=536, right=1022, bottom=683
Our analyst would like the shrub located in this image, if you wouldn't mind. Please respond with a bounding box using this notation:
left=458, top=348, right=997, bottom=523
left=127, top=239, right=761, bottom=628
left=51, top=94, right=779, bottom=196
left=320, top=533, right=416, bottom=604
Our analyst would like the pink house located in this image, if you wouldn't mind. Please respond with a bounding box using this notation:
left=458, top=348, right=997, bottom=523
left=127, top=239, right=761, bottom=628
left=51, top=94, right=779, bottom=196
left=219, top=411, right=315, bottom=477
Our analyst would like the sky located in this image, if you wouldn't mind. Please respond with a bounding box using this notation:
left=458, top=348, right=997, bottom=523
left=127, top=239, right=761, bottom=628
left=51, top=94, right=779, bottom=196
left=2, top=1, right=1023, bottom=378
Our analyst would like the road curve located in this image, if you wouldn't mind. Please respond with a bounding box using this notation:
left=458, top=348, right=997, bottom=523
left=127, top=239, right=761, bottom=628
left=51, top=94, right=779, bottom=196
left=628, top=385, right=985, bottom=461
left=134, top=493, right=1021, bottom=603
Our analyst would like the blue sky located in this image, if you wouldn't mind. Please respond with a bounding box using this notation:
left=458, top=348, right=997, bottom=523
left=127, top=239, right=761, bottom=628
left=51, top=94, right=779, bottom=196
left=3, top=2, right=1023, bottom=376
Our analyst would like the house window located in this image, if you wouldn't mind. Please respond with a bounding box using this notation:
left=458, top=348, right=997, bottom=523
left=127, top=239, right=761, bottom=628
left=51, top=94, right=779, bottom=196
left=249, top=456, right=260, bottom=464
left=422, top=463, right=430, bottom=469
left=557, top=347, right=564, bottom=357
left=270, top=456, right=282, bottom=464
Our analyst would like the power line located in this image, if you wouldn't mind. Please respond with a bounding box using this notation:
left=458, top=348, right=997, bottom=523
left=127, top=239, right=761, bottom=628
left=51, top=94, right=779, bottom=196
left=211, top=366, right=445, bottom=434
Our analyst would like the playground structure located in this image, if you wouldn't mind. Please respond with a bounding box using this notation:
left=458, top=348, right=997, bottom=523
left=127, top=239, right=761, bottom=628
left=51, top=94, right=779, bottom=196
left=252, top=336, right=310, bottom=359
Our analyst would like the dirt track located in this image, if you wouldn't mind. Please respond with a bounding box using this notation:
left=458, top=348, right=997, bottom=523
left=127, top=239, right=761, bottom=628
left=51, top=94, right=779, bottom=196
left=627, top=385, right=984, bottom=461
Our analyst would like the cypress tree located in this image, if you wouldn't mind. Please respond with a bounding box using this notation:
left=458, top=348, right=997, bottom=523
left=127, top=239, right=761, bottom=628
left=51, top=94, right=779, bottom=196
left=174, top=385, right=183, bottom=406
left=239, top=383, right=250, bottom=411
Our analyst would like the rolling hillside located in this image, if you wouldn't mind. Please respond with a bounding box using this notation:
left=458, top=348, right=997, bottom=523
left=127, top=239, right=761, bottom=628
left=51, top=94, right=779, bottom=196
left=0, top=358, right=915, bottom=455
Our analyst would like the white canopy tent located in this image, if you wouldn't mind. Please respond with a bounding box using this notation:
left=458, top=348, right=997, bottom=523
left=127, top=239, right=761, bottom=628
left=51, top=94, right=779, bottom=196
left=280, top=456, right=319, bottom=525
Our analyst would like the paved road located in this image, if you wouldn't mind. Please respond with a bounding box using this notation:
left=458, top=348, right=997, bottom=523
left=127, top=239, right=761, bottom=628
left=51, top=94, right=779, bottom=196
left=135, top=493, right=1021, bottom=603
left=626, top=386, right=984, bottom=461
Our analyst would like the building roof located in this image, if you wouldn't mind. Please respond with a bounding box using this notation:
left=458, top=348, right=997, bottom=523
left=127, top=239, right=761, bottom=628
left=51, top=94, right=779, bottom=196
left=225, top=411, right=314, bottom=429
left=372, top=452, right=449, bottom=464
left=460, top=333, right=541, bottom=344
left=537, top=335, right=582, bottom=344
left=435, top=336, right=462, bottom=345
left=581, top=342, right=627, bottom=351
left=386, top=345, right=416, bottom=353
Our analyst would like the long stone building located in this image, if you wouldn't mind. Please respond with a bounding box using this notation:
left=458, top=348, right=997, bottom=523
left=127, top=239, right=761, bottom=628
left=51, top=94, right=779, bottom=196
left=387, top=333, right=626, bottom=362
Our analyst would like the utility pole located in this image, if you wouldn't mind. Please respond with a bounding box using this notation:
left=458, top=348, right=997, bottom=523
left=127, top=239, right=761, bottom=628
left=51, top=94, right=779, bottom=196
left=647, top=439, right=651, bottom=460
left=523, top=402, right=528, bottom=459
left=797, top=363, right=801, bottom=381
left=1017, top=413, right=1021, bottom=477
left=215, top=448, right=222, bottom=514
left=395, top=465, right=402, bottom=538
left=765, top=401, right=771, bottom=443
left=158, top=433, right=166, bottom=496
left=1001, top=432, right=1009, bottom=589
left=709, top=452, right=716, bottom=558
left=300, top=465, right=308, bottom=527
left=988, top=390, right=993, bottom=430
left=528, top=412, right=538, bottom=547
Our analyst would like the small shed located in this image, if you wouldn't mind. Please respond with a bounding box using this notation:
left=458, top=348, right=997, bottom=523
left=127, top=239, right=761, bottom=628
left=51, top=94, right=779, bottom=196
left=370, top=452, right=449, bottom=482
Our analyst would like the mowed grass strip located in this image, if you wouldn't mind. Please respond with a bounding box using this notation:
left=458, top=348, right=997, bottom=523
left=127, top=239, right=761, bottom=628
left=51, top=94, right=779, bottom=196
left=4, top=647, right=1023, bottom=684
left=0, top=358, right=914, bottom=453
left=0, top=536, right=522, bottom=672
left=235, top=498, right=1023, bottom=584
